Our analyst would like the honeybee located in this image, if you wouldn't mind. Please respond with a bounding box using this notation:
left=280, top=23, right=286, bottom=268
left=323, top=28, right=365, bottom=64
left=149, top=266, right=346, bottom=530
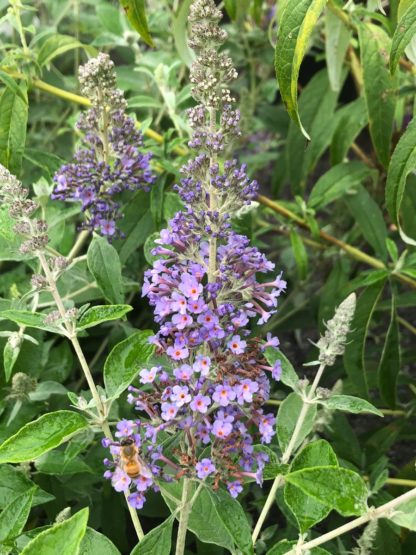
left=119, top=438, right=153, bottom=480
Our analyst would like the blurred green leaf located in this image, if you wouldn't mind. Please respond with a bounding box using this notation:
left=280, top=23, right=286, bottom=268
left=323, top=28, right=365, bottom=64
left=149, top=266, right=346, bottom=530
left=3, top=340, right=20, bottom=382
left=0, top=71, right=27, bottom=103
left=37, top=34, right=93, bottom=67
left=378, top=293, right=401, bottom=409
left=385, top=116, right=416, bottom=246
left=173, top=0, right=195, bottom=67
left=344, top=281, right=386, bottom=398
left=358, top=22, right=396, bottom=167
left=290, top=230, right=308, bottom=280
left=0, top=488, right=34, bottom=542
left=0, top=85, right=28, bottom=175
left=0, top=411, right=88, bottom=464
left=390, top=1, right=416, bottom=73
left=330, top=98, right=368, bottom=165
left=275, top=0, right=327, bottom=140
left=325, top=8, right=351, bottom=92
left=120, top=0, right=154, bottom=47
left=0, top=465, right=54, bottom=509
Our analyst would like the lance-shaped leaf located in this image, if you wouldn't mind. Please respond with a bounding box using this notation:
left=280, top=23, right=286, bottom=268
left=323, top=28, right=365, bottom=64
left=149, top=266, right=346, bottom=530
left=275, top=0, right=327, bottom=140
left=325, top=8, right=351, bottom=92
left=0, top=411, right=88, bottom=464
left=330, top=97, right=368, bottom=164
left=76, top=304, right=133, bottom=331
left=390, top=2, right=416, bottom=73
left=0, top=85, right=28, bottom=175
left=378, top=293, right=401, bottom=409
left=120, top=0, right=154, bottom=47
left=87, top=235, right=124, bottom=304
left=358, top=22, right=396, bottom=167
left=320, top=395, right=383, bottom=416
left=385, top=117, right=416, bottom=246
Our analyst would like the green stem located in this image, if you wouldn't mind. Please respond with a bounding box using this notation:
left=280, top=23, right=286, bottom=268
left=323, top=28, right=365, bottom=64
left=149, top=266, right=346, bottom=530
left=252, top=364, right=326, bottom=544
left=175, top=478, right=192, bottom=555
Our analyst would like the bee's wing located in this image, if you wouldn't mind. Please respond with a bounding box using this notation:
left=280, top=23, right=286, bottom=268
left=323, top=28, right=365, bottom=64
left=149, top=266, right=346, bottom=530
left=138, top=455, right=153, bottom=479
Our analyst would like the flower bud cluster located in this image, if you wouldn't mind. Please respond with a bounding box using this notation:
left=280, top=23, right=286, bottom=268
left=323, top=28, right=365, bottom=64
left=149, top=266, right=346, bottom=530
left=105, top=0, right=286, bottom=508
left=52, top=54, right=155, bottom=238
left=0, top=164, right=49, bottom=254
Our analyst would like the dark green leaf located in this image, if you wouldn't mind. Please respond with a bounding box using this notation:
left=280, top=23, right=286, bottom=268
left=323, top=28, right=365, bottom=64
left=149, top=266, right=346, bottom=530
left=267, top=540, right=331, bottom=555
left=358, top=22, right=396, bottom=167
left=35, top=451, right=92, bottom=475
left=275, top=0, right=328, bottom=139
left=290, top=230, right=308, bottom=280
left=0, top=85, right=28, bottom=175
left=344, top=185, right=388, bottom=261
left=378, top=293, right=401, bottom=408
left=320, top=395, right=384, bottom=416
left=87, top=236, right=124, bottom=304
left=277, top=393, right=317, bottom=453
left=385, top=117, right=416, bottom=246
left=390, top=2, right=416, bottom=73
left=79, top=528, right=121, bottom=555
left=21, top=508, right=88, bottom=555
left=120, top=0, right=154, bottom=47
left=76, top=304, right=132, bottom=331
left=104, top=330, right=154, bottom=399
left=285, top=466, right=368, bottom=516
left=344, top=281, right=386, bottom=398
left=0, top=411, right=88, bottom=463
left=330, top=98, right=368, bottom=165
left=309, top=161, right=377, bottom=209
left=131, top=516, right=174, bottom=555
left=0, top=488, right=34, bottom=542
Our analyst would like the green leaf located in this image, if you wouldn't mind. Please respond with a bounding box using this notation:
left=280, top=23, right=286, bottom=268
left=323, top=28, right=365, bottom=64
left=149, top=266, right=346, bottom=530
left=173, top=0, right=195, bottom=67
left=344, top=281, right=386, bottom=398
left=143, top=231, right=161, bottom=265
left=285, top=440, right=337, bottom=532
left=309, top=161, right=376, bottom=209
left=224, top=0, right=237, bottom=19
left=0, top=465, right=54, bottom=509
left=277, top=393, right=317, bottom=453
left=209, top=489, right=253, bottom=555
left=160, top=482, right=234, bottom=552
left=76, top=304, right=132, bottom=331
left=320, top=395, right=384, bottom=416
left=0, top=411, right=88, bottom=464
left=275, top=0, right=328, bottom=139
left=35, top=451, right=92, bottom=475
left=104, top=330, right=154, bottom=399
left=37, top=34, right=89, bottom=67
left=0, top=85, right=28, bottom=175
left=0, top=488, right=34, bottom=542
left=130, top=516, right=174, bottom=555
left=390, top=2, right=416, bottom=73
left=358, top=22, right=396, bottom=167
left=285, top=466, right=368, bottom=516
left=3, top=340, right=20, bottom=382
left=264, top=347, right=298, bottom=390
left=387, top=497, right=416, bottom=531
left=0, top=71, right=27, bottom=103
left=330, top=98, right=368, bottom=165
left=286, top=70, right=339, bottom=191
left=0, top=310, right=64, bottom=334
left=267, top=541, right=331, bottom=555
left=344, top=185, right=388, bottom=261
left=325, top=8, right=351, bottom=92
left=378, top=293, right=401, bottom=409
left=87, top=236, right=124, bottom=304
left=120, top=0, right=154, bottom=47
left=290, top=230, right=308, bottom=280
left=21, top=508, right=88, bottom=555
left=385, top=117, right=416, bottom=246
left=79, top=528, right=121, bottom=555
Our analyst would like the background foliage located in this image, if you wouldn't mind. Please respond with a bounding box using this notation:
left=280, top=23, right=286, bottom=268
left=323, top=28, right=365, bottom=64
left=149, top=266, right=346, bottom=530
left=0, top=0, right=415, bottom=554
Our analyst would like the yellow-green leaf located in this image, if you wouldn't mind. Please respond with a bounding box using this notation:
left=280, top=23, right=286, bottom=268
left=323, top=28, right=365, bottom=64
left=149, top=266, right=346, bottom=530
left=120, top=0, right=154, bottom=47
left=275, top=0, right=327, bottom=140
